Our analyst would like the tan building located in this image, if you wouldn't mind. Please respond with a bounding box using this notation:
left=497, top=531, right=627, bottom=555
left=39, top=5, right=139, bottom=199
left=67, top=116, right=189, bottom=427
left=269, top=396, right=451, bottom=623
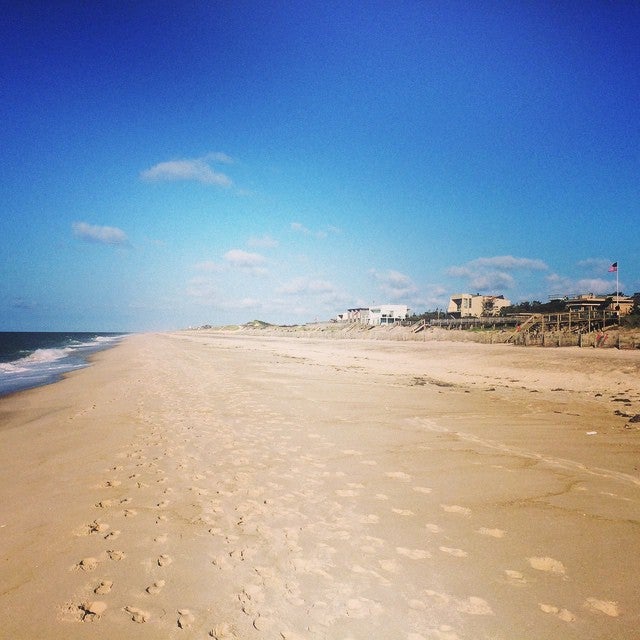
left=447, top=293, right=511, bottom=318
left=564, top=293, right=634, bottom=316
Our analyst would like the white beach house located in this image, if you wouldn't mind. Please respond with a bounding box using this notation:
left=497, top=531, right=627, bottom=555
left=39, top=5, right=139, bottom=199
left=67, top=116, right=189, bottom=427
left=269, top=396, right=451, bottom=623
left=338, top=305, right=409, bottom=325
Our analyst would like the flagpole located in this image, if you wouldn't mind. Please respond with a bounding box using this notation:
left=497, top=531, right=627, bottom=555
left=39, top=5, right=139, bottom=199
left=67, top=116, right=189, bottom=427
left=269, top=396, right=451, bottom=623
left=617, top=263, right=619, bottom=314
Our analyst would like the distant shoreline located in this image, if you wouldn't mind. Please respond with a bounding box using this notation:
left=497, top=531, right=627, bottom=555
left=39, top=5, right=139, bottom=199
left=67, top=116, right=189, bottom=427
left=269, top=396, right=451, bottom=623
left=189, top=321, right=640, bottom=349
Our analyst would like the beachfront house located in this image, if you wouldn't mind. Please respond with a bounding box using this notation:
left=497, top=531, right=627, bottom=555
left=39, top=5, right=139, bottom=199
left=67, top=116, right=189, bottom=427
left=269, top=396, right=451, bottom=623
left=336, top=307, right=371, bottom=323
left=447, top=293, right=511, bottom=318
left=564, top=293, right=634, bottom=316
left=368, top=305, right=409, bottom=325
left=337, top=305, right=409, bottom=325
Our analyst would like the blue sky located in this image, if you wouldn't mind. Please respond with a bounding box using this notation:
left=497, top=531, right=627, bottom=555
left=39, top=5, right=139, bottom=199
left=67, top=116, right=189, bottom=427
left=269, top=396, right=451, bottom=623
left=2, top=1, right=638, bottom=331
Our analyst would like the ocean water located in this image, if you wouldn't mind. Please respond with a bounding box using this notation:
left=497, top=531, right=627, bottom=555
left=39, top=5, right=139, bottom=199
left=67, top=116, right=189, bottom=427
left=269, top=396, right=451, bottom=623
left=0, top=332, right=126, bottom=397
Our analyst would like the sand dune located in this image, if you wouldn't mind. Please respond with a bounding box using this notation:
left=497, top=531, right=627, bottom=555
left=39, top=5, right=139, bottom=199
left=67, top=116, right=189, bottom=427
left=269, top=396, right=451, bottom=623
left=0, top=331, right=639, bottom=639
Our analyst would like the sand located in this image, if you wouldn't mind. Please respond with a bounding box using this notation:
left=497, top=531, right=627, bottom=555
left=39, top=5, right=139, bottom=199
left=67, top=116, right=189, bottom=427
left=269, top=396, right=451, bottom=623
left=0, top=331, right=639, bottom=639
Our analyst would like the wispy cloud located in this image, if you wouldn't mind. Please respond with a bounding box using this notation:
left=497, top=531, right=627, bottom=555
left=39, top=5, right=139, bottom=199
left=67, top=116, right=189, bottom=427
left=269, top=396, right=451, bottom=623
left=223, top=249, right=268, bottom=276
left=205, top=151, right=235, bottom=164
left=72, top=221, right=128, bottom=245
left=290, top=222, right=340, bottom=239
left=462, top=256, right=548, bottom=271
left=576, top=258, right=616, bottom=274
left=447, top=255, right=548, bottom=292
left=547, top=273, right=616, bottom=296
left=277, top=277, right=336, bottom=296
left=370, top=269, right=418, bottom=301
left=247, top=234, right=279, bottom=249
left=223, top=249, right=266, bottom=268
left=140, top=154, right=232, bottom=187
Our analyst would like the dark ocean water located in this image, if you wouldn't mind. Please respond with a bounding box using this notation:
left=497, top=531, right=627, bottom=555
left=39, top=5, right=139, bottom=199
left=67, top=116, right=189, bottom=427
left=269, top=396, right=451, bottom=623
left=0, top=332, right=126, bottom=397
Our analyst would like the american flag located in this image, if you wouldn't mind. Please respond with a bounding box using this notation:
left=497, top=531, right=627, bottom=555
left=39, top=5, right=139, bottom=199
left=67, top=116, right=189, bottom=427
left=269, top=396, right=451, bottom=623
left=608, top=262, right=618, bottom=272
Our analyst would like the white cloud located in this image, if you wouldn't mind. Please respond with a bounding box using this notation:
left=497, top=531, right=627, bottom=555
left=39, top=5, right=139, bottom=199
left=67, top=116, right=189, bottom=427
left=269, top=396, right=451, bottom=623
left=72, top=221, right=128, bottom=245
left=290, top=222, right=340, bottom=239
left=205, top=151, right=235, bottom=164
left=140, top=155, right=232, bottom=187
left=446, top=255, right=548, bottom=293
left=247, top=234, right=279, bottom=248
left=223, top=249, right=268, bottom=276
left=576, top=278, right=616, bottom=294
left=278, top=277, right=336, bottom=296
left=468, top=256, right=548, bottom=270
left=223, top=249, right=266, bottom=268
left=576, top=258, right=617, bottom=275
left=547, top=272, right=619, bottom=297
left=370, top=269, right=418, bottom=301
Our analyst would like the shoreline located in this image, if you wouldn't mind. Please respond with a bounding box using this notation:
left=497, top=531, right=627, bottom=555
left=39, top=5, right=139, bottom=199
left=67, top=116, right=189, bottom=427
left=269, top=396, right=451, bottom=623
left=0, top=332, right=128, bottom=399
left=1, top=332, right=639, bottom=638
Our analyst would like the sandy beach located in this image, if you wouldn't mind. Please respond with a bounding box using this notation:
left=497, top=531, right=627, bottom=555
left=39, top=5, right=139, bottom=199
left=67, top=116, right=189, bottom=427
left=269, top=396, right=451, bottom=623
left=1, top=331, right=639, bottom=639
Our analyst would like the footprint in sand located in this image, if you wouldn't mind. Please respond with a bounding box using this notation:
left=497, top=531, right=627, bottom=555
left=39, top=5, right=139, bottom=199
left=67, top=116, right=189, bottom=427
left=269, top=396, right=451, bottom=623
left=413, top=486, right=432, bottom=494
left=379, top=559, right=401, bottom=573
left=158, top=554, right=173, bottom=567
left=209, top=622, right=236, bottom=639
left=425, top=523, right=442, bottom=533
left=504, top=569, right=527, bottom=585
left=396, top=547, right=430, bottom=559
left=123, top=509, right=138, bottom=518
left=80, top=600, right=108, bottom=621
left=584, top=598, right=620, bottom=617
left=456, top=596, right=494, bottom=616
left=107, top=550, right=126, bottom=561
left=539, top=603, right=576, bottom=622
left=101, top=479, right=122, bottom=488
left=146, top=580, right=165, bottom=594
left=391, top=508, right=415, bottom=516
left=477, top=527, right=505, bottom=538
left=125, top=606, right=150, bottom=623
left=76, top=557, right=99, bottom=572
left=441, top=504, right=471, bottom=517
left=439, top=547, right=468, bottom=558
left=345, top=597, right=382, bottom=619
left=76, top=520, right=110, bottom=536
left=360, top=514, right=380, bottom=524
left=177, top=608, right=195, bottom=629
left=253, top=615, right=275, bottom=630
left=527, top=556, right=566, bottom=576
left=424, top=591, right=493, bottom=616
left=409, top=627, right=460, bottom=640
left=94, top=580, right=113, bottom=595
left=385, top=471, right=412, bottom=481
left=211, top=555, right=229, bottom=570
left=104, top=529, right=120, bottom=540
